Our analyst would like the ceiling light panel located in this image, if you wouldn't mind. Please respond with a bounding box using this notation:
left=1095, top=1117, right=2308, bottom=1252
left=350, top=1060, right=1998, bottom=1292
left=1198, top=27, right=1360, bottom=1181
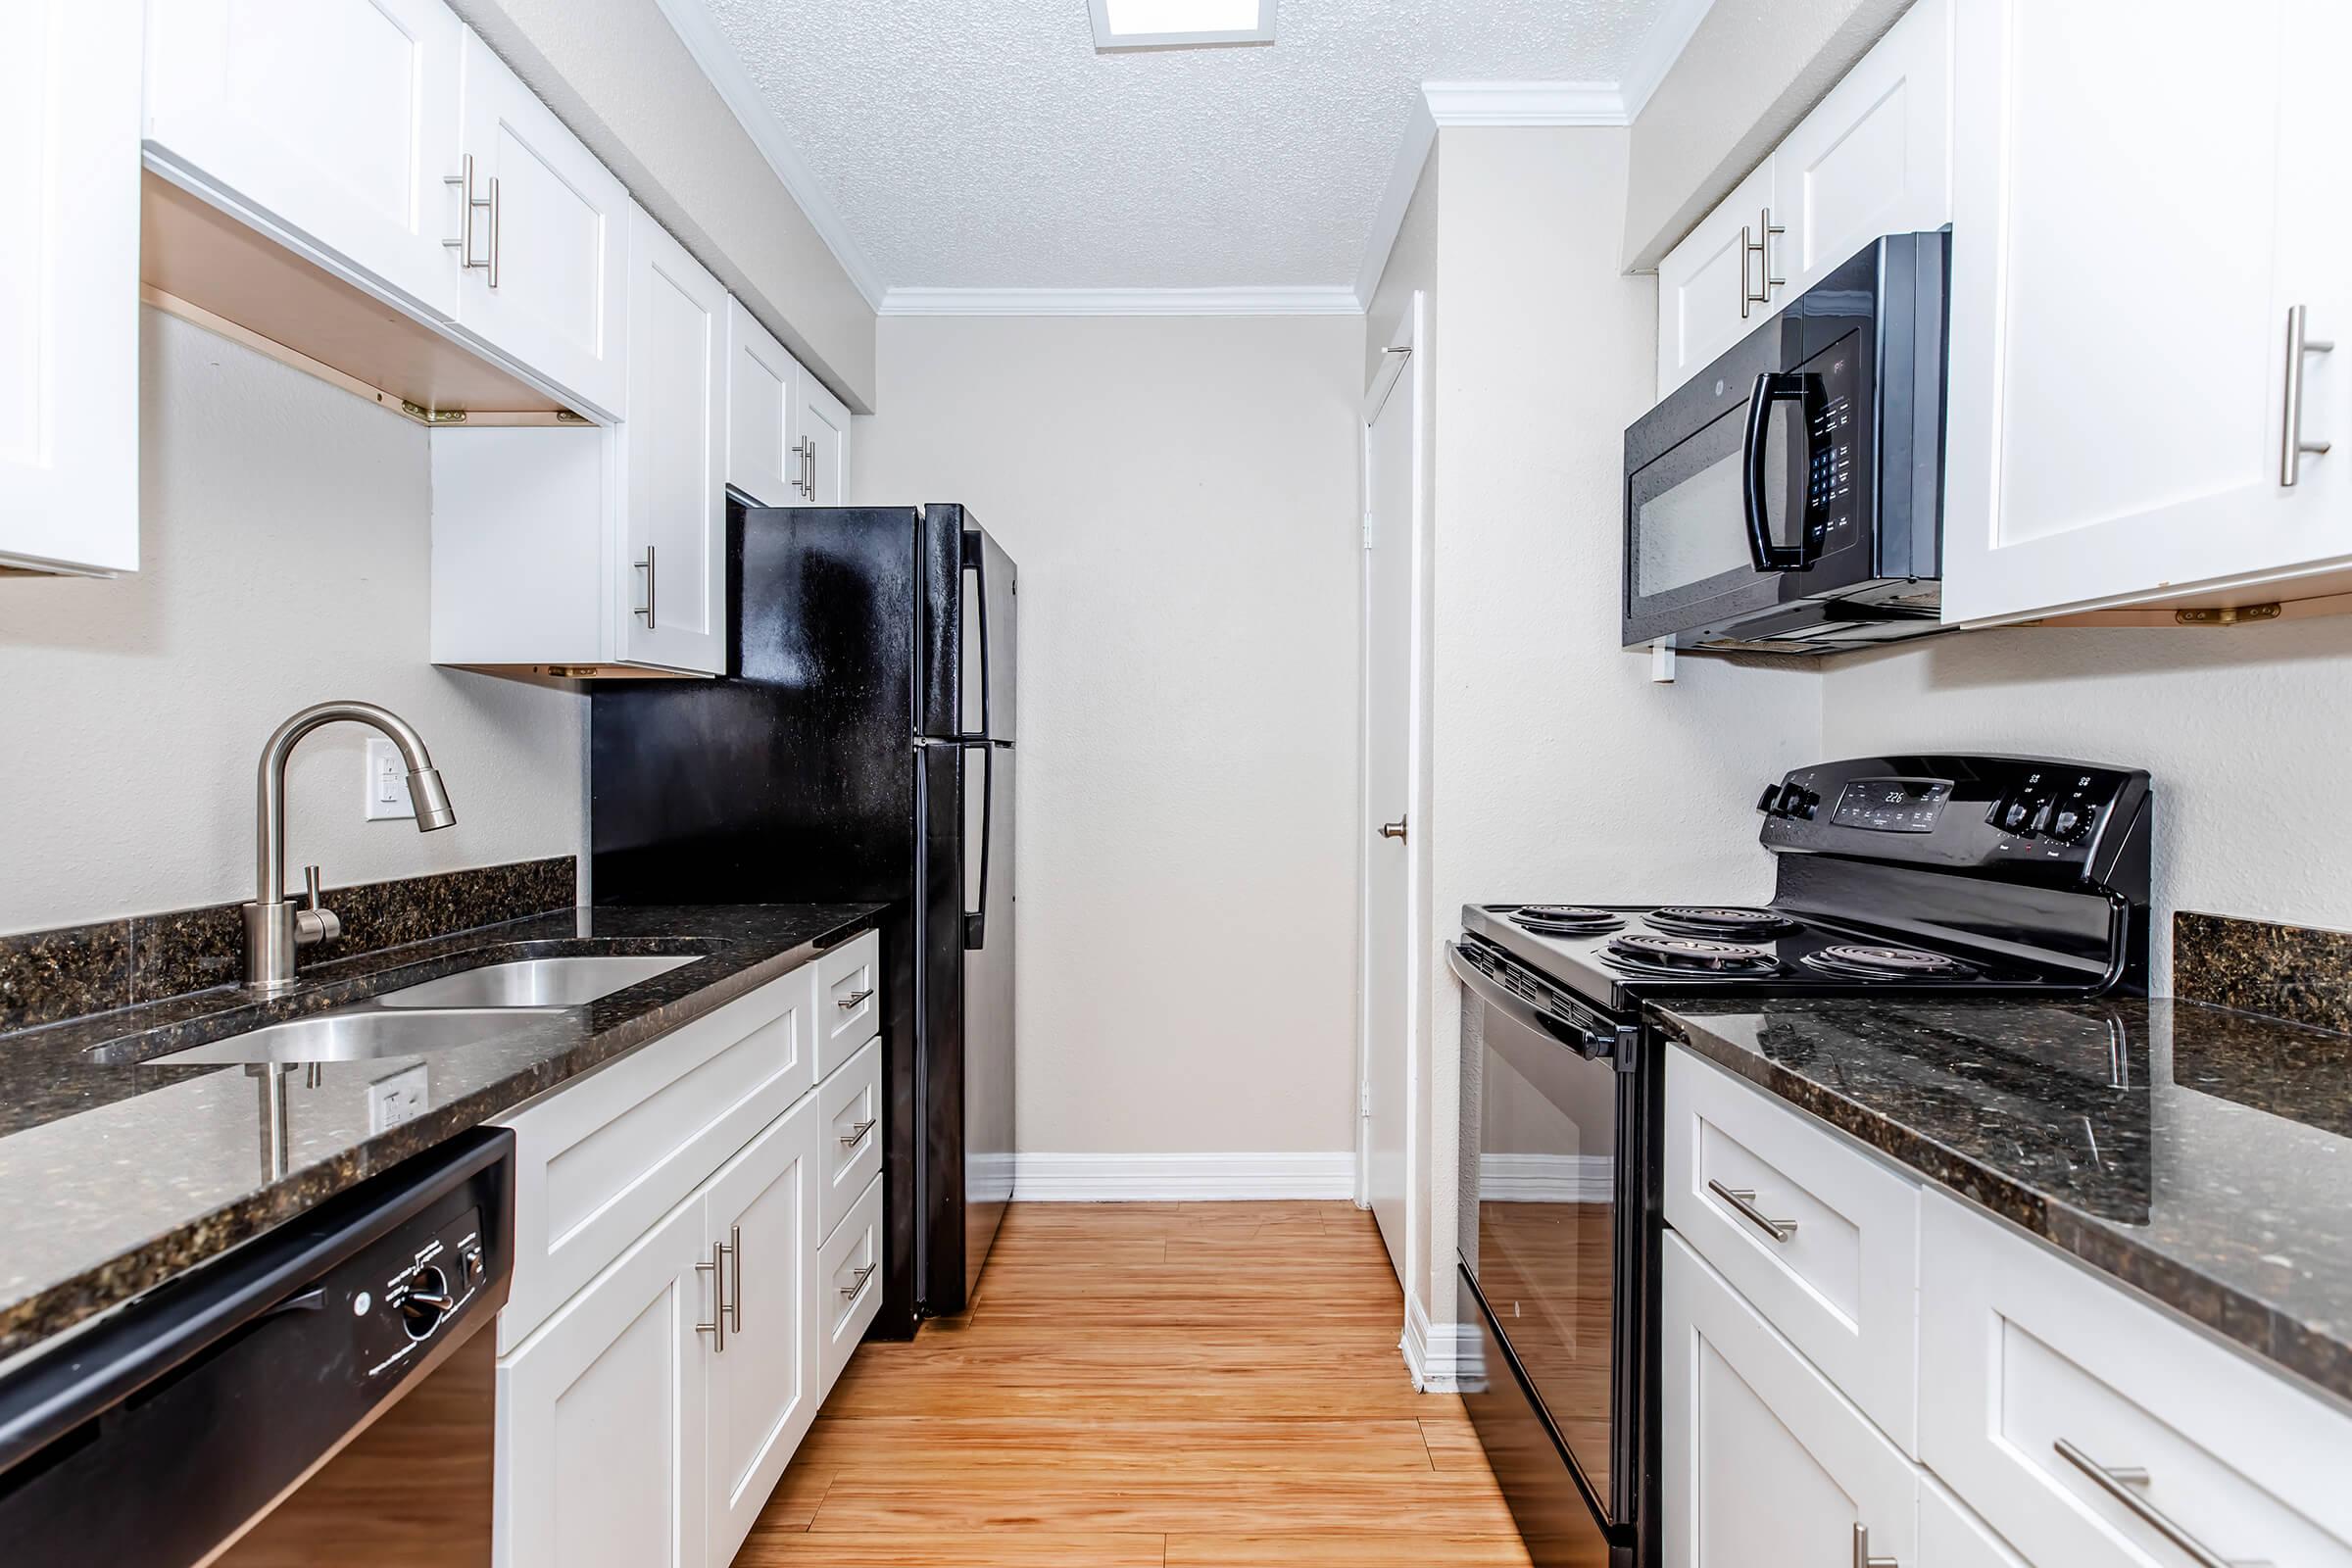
left=1090, top=0, right=1276, bottom=50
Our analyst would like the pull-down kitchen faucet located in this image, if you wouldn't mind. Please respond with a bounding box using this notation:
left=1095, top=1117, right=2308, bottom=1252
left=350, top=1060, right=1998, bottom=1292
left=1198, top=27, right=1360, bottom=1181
left=244, top=701, right=455, bottom=993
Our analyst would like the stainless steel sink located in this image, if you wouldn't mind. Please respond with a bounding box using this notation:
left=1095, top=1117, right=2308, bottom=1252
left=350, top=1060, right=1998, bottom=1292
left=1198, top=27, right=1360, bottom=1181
left=372, top=955, right=699, bottom=1009
left=145, top=1007, right=560, bottom=1066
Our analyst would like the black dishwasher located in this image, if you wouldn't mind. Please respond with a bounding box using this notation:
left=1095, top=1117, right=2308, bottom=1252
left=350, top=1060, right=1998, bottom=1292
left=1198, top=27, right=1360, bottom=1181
left=0, top=1126, right=514, bottom=1567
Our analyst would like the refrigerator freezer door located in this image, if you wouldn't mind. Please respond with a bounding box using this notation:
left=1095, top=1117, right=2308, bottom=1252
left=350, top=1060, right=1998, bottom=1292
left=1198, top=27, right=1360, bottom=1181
left=959, top=742, right=1015, bottom=1303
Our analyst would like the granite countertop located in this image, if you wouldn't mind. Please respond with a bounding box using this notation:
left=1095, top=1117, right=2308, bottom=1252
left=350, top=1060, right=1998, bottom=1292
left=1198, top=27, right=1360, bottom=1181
left=0, top=903, right=882, bottom=1359
left=1650, top=994, right=2352, bottom=1403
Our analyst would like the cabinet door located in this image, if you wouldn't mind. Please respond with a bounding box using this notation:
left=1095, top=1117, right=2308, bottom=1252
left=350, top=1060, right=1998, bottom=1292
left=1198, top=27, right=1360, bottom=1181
left=1656, top=161, right=1778, bottom=396
left=725, top=299, right=797, bottom=507
left=1661, top=1234, right=1916, bottom=1568
left=1920, top=1478, right=2029, bottom=1568
left=454, top=28, right=629, bottom=421
left=1941, top=0, right=2352, bottom=624
left=796, top=365, right=854, bottom=507
left=143, top=0, right=463, bottom=322
left=1773, top=0, right=1951, bottom=297
left=619, top=206, right=727, bottom=675
left=498, top=1194, right=709, bottom=1568
left=0, top=0, right=140, bottom=575
left=703, top=1095, right=820, bottom=1568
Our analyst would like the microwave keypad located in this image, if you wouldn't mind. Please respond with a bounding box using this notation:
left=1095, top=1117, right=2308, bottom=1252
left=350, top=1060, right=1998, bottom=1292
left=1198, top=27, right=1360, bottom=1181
left=1807, top=393, right=1855, bottom=545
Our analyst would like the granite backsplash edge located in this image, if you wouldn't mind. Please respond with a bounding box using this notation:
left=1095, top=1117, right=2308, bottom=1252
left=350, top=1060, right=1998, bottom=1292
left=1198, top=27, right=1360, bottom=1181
left=2176, top=909, right=2352, bottom=1034
left=0, top=858, right=578, bottom=1032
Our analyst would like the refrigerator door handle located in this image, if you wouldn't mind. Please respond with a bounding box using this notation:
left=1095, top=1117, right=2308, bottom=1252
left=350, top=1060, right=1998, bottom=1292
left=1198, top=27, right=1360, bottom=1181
left=962, top=531, right=991, bottom=743
left=963, top=741, right=993, bottom=951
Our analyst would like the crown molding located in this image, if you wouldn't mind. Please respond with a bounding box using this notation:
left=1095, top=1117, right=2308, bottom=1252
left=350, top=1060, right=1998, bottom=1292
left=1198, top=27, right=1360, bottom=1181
left=1618, top=0, right=1719, bottom=120
left=879, top=285, right=1363, bottom=318
left=649, top=0, right=887, bottom=311
left=1419, top=79, right=1630, bottom=126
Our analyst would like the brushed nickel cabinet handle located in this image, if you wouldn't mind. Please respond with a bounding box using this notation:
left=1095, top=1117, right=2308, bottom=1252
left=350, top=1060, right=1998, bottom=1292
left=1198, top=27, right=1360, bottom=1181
left=1853, top=1523, right=1897, bottom=1568
left=1707, top=1178, right=1797, bottom=1243
left=838, top=1262, right=876, bottom=1300
left=2281, top=304, right=2334, bottom=487
left=695, top=1236, right=731, bottom=1351
left=635, top=544, right=657, bottom=628
left=728, top=1223, right=742, bottom=1333
left=836, top=987, right=874, bottom=1009
left=1379, top=816, right=1407, bottom=842
left=2053, top=1439, right=2269, bottom=1568
left=486, top=173, right=502, bottom=289
left=443, top=154, right=491, bottom=271
left=839, top=1118, right=877, bottom=1150
left=1755, top=207, right=1785, bottom=298
left=1740, top=222, right=1754, bottom=319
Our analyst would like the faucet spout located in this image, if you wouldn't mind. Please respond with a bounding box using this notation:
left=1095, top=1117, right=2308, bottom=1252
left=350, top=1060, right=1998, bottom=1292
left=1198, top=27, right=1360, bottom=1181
left=246, top=701, right=455, bottom=992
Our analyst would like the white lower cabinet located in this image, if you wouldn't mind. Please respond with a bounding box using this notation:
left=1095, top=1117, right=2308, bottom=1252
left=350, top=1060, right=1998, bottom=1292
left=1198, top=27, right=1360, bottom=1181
left=498, top=1192, right=710, bottom=1568
left=702, top=1095, right=820, bottom=1566
left=494, top=960, right=881, bottom=1568
left=1662, top=1234, right=1917, bottom=1568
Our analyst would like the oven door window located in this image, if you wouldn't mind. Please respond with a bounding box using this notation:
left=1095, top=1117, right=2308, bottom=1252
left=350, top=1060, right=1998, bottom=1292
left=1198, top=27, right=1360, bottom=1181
left=1474, top=998, right=1622, bottom=1508
left=1629, top=395, right=1805, bottom=605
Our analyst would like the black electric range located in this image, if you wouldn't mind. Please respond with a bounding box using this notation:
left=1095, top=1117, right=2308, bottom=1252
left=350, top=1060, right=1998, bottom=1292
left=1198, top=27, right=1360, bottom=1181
left=1450, top=755, right=2152, bottom=1568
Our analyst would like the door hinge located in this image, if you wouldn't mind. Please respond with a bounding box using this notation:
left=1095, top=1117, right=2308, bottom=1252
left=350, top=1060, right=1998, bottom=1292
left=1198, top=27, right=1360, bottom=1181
left=1361, top=510, right=1374, bottom=550
left=1359, top=1083, right=1371, bottom=1118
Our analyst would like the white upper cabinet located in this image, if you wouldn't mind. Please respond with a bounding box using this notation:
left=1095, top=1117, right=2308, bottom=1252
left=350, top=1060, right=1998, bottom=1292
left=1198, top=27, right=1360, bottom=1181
left=144, top=0, right=465, bottom=322
left=1940, top=0, right=2350, bottom=625
left=1, top=0, right=140, bottom=575
left=451, top=28, right=629, bottom=421
left=726, top=298, right=798, bottom=507
left=619, top=206, right=728, bottom=674
left=796, top=366, right=855, bottom=507
left=1654, top=0, right=1951, bottom=397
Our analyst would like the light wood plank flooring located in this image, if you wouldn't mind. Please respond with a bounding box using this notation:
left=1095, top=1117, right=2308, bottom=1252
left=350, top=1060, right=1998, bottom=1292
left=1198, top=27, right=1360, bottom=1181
left=740, top=1200, right=1533, bottom=1567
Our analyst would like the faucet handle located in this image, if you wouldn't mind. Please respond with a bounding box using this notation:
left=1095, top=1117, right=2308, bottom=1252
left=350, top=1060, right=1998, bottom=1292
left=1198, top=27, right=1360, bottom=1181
left=294, top=865, right=343, bottom=948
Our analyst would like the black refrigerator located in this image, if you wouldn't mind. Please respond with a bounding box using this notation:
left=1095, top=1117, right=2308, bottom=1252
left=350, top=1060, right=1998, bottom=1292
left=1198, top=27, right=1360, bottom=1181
left=590, top=502, right=1016, bottom=1333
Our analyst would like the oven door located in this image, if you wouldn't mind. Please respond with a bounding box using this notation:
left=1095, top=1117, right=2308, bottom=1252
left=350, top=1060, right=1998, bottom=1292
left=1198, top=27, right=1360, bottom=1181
left=1450, top=940, right=1644, bottom=1537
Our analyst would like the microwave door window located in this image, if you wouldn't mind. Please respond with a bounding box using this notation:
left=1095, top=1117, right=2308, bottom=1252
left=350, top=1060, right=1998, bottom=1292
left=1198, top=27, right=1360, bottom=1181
left=1633, top=400, right=1801, bottom=599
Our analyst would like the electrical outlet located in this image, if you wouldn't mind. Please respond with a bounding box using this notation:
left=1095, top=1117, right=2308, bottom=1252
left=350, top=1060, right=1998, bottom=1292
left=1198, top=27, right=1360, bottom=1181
left=368, top=1062, right=429, bottom=1134
left=365, top=737, right=414, bottom=821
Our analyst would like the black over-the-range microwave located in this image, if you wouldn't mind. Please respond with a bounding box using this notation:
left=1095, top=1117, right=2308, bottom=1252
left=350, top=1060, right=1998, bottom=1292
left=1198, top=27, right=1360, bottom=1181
left=1623, top=229, right=1950, bottom=656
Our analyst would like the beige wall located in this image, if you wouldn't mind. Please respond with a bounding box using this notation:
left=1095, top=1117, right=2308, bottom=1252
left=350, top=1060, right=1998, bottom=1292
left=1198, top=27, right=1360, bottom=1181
left=448, top=0, right=877, bottom=410
left=0, top=311, right=585, bottom=935
left=1395, top=126, right=1823, bottom=1334
left=1822, top=619, right=2352, bottom=992
left=854, top=315, right=1365, bottom=1156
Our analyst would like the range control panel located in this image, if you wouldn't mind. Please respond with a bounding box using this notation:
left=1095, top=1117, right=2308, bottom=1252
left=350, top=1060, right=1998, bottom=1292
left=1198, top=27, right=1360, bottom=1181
left=1757, top=755, right=2151, bottom=890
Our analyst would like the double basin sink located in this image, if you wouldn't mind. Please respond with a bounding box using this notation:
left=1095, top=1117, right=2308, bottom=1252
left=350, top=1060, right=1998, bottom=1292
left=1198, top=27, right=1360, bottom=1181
left=122, top=955, right=701, bottom=1067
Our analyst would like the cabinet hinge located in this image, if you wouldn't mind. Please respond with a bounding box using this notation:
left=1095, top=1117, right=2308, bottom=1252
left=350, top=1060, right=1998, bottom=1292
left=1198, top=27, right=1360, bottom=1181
left=555, top=409, right=591, bottom=424
left=2174, top=603, right=2280, bottom=627
left=400, top=400, right=467, bottom=425
left=1361, top=510, right=1373, bottom=550
left=1360, top=1083, right=1370, bottom=1118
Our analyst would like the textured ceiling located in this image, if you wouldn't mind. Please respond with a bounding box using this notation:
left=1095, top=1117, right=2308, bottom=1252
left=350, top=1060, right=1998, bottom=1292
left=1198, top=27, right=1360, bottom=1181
left=700, top=0, right=1674, bottom=291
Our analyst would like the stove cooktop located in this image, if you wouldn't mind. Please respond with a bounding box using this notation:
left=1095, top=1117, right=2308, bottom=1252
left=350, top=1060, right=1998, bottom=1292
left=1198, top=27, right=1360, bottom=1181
left=1464, top=903, right=2089, bottom=1015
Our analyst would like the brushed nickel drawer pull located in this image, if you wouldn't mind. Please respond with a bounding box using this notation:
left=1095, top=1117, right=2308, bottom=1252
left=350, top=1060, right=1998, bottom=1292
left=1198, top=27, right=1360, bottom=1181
left=838, top=1262, right=876, bottom=1299
left=839, top=1118, right=877, bottom=1150
left=1853, top=1523, right=1896, bottom=1568
left=2053, top=1439, right=2269, bottom=1568
left=1707, top=1178, right=1797, bottom=1243
left=836, top=987, right=874, bottom=1009
left=695, top=1236, right=731, bottom=1351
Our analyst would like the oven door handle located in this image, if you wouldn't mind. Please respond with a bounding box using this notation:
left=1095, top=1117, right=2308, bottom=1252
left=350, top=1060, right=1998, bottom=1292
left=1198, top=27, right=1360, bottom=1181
left=1446, top=943, right=1624, bottom=1064
left=1742, top=370, right=1825, bottom=572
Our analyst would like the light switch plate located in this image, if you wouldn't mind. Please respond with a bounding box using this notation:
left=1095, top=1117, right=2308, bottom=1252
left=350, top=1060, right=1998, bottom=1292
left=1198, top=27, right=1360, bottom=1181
left=365, top=737, right=414, bottom=821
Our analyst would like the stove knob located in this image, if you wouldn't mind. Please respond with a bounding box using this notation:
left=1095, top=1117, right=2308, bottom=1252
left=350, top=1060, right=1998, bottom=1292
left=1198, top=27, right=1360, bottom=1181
left=1758, top=784, right=1784, bottom=814
left=2050, top=805, right=2090, bottom=843
left=1999, top=798, right=2034, bottom=835
left=399, top=1264, right=456, bottom=1341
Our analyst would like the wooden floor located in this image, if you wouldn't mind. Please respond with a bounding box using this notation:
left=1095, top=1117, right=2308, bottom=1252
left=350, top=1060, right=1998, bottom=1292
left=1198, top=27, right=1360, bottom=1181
left=739, top=1200, right=1534, bottom=1567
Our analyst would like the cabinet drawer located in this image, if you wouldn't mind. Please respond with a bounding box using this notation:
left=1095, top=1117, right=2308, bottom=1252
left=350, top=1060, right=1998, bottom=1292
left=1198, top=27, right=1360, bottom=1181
left=818, top=1174, right=883, bottom=1394
left=816, top=931, right=880, bottom=1080
left=1920, top=1191, right=2352, bottom=1568
left=1662, top=1233, right=1917, bottom=1568
left=495, top=964, right=817, bottom=1349
left=1665, top=1048, right=1922, bottom=1450
left=819, top=1035, right=883, bottom=1238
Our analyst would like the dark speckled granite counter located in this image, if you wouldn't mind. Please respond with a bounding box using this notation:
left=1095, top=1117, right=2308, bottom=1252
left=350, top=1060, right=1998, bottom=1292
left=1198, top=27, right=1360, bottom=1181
left=0, top=903, right=881, bottom=1359
left=1650, top=995, right=2352, bottom=1403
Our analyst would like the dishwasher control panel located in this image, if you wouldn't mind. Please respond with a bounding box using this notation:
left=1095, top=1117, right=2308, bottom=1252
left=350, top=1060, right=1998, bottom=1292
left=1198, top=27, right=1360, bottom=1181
left=347, top=1204, right=488, bottom=1381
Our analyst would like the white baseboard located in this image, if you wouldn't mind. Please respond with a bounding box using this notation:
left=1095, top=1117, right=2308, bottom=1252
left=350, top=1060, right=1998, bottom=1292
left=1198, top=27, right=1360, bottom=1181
left=1011, top=1152, right=1355, bottom=1202
left=1401, top=1292, right=1478, bottom=1394
left=1479, top=1152, right=1615, bottom=1204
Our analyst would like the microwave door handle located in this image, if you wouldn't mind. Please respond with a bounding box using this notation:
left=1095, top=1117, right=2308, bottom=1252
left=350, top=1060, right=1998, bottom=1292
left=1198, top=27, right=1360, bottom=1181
left=1742, top=371, right=1820, bottom=572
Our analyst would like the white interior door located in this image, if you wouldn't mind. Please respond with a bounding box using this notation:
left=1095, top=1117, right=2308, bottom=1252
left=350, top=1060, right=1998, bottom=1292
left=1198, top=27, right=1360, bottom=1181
left=1361, top=308, right=1421, bottom=1288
